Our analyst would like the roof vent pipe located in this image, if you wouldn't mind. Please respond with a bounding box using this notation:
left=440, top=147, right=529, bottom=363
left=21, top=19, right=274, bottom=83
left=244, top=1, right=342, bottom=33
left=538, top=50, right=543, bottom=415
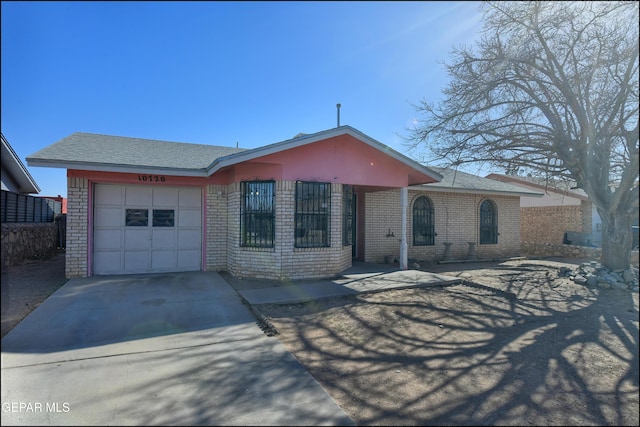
left=336, top=103, right=341, bottom=127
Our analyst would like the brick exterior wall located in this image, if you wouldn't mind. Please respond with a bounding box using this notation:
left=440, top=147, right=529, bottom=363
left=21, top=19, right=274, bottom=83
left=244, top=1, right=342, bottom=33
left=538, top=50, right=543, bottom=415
left=364, top=189, right=521, bottom=263
left=205, top=184, right=228, bottom=271
left=581, top=201, right=593, bottom=234
left=520, top=205, right=587, bottom=245
left=226, top=181, right=351, bottom=280
left=66, top=176, right=89, bottom=278
left=64, top=175, right=524, bottom=279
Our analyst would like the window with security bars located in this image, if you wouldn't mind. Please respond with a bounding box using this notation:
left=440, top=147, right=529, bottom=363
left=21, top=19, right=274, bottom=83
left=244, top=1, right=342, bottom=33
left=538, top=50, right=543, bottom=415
left=295, top=181, right=330, bottom=248
left=342, top=185, right=353, bottom=246
left=413, top=196, right=435, bottom=245
left=479, top=199, right=498, bottom=244
left=240, top=181, right=275, bottom=248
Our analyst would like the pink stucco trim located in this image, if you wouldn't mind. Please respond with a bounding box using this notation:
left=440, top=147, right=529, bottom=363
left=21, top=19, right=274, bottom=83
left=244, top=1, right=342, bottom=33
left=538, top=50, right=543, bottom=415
left=228, top=135, right=438, bottom=187
left=68, top=170, right=215, bottom=186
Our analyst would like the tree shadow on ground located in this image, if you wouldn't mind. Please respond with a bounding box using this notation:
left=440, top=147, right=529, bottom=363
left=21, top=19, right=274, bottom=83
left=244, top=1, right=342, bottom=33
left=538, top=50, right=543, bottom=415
left=260, top=261, right=639, bottom=426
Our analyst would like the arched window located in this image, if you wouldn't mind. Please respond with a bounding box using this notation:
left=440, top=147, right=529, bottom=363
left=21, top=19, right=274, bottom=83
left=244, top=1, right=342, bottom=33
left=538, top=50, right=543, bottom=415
left=480, top=199, right=498, bottom=244
left=413, top=196, right=435, bottom=246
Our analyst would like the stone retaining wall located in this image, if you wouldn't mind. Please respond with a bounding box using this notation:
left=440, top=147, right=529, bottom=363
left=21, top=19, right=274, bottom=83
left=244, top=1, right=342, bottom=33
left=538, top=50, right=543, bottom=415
left=521, top=241, right=639, bottom=266
left=1, top=222, right=60, bottom=267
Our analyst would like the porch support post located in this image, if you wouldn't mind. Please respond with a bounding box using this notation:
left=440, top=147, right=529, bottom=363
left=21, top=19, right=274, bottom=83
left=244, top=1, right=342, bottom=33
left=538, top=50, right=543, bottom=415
left=400, top=187, right=408, bottom=270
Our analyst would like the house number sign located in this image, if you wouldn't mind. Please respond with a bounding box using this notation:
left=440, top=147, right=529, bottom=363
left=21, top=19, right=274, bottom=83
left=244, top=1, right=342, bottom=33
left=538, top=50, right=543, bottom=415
left=138, top=175, right=166, bottom=183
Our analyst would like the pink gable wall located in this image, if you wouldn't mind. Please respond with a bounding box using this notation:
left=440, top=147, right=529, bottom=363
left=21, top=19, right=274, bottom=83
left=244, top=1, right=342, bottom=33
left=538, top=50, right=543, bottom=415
left=229, top=134, right=436, bottom=187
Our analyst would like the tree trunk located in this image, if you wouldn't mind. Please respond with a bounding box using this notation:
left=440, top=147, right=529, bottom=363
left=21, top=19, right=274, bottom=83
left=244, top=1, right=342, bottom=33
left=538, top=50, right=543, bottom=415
left=599, top=210, right=633, bottom=271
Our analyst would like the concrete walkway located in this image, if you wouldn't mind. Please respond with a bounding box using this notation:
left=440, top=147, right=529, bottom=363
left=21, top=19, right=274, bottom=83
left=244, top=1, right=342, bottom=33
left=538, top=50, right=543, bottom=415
left=228, top=262, right=462, bottom=305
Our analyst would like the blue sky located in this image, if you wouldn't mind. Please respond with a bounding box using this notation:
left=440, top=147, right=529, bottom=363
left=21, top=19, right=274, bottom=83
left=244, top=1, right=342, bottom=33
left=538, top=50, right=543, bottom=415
left=2, top=1, right=484, bottom=198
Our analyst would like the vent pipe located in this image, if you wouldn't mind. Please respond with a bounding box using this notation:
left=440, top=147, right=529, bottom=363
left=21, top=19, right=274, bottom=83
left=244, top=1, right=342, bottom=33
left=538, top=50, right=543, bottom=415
left=336, top=103, right=341, bottom=127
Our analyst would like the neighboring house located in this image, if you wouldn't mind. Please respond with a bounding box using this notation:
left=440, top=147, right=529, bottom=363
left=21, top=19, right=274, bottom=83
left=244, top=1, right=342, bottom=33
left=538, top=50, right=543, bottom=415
left=27, top=126, right=540, bottom=280
left=485, top=173, right=600, bottom=246
left=1, top=132, right=40, bottom=194
left=1, top=133, right=61, bottom=223
left=2, top=133, right=64, bottom=266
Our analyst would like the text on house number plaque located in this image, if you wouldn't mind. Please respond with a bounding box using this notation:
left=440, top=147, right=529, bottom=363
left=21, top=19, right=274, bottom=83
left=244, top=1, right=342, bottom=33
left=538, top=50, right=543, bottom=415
left=138, top=175, right=166, bottom=182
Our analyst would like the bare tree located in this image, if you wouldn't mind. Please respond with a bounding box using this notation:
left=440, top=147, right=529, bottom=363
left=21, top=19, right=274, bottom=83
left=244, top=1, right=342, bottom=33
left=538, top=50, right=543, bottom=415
left=407, top=1, right=639, bottom=270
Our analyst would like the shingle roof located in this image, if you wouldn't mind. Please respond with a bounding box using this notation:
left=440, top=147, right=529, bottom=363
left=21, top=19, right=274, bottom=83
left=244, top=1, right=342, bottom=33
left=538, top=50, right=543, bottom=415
left=485, top=173, right=589, bottom=200
left=27, top=132, right=246, bottom=175
left=415, top=167, right=543, bottom=197
left=26, top=127, right=442, bottom=184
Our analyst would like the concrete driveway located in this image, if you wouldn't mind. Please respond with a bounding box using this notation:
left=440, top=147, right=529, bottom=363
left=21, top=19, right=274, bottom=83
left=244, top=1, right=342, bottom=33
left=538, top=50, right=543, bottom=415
left=1, top=271, right=352, bottom=426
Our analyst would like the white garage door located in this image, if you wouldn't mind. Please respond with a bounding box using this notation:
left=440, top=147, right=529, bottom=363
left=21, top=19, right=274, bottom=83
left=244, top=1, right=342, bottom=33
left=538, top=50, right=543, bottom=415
left=93, top=184, right=202, bottom=275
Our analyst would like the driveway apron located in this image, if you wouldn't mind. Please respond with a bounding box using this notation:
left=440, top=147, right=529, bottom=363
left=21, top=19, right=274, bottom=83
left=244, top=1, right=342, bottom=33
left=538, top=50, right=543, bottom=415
left=1, top=271, right=352, bottom=426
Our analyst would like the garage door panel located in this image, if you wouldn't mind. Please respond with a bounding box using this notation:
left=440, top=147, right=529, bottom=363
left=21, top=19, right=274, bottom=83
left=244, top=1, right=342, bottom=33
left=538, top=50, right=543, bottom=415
left=94, top=252, right=122, bottom=274
left=94, top=230, right=122, bottom=250
left=95, top=185, right=122, bottom=205
left=178, top=250, right=201, bottom=269
left=124, top=229, right=151, bottom=250
left=125, top=187, right=151, bottom=206
left=178, top=229, right=201, bottom=250
left=94, top=207, right=122, bottom=227
left=152, top=229, right=176, bottom=249
left=152, top=251, right=177, bottom=270
left=179, top=188, right=201, bottom=207
left=178, top=209, right=201, bottom=227
left=124, top=251, right=150, bottom=273
left=153, top=187, right=178, bottom=206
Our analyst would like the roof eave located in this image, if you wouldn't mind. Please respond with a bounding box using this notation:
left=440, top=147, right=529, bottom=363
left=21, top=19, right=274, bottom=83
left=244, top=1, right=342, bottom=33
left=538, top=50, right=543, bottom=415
left=414, top=184, right=544, bottom=197
left=26, top=158, right=209, bottom=177
left=485, top=173, right=588, bottom=201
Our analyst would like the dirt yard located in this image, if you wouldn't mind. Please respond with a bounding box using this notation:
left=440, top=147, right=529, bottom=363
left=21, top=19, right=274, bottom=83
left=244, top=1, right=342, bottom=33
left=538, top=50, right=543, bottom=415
left=1, top=251, right=67, bottom=339
left=256, top=259, right=639, bottom=426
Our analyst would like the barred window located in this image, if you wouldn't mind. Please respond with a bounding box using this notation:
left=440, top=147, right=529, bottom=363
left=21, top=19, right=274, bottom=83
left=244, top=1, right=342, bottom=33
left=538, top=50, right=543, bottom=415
left=413, top=196, right=435, bottom=246
left=480, top=199, right=498, bottom=244
left=295, top=181, right=330, bottom=248
left=342, top=185, right=353, bottom=246
left=241, top=181, right=275, bottom=248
